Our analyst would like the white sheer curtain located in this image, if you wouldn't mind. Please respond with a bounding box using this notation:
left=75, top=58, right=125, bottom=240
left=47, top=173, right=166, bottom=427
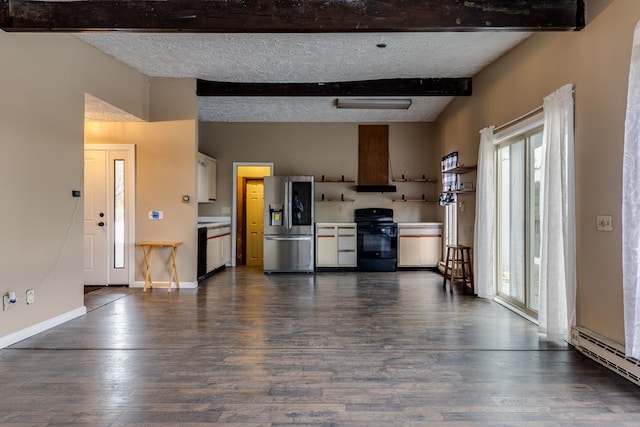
left=538, top=84, right=576, bottom=341
left=622, top=21, right=640, bottom=359
left=474, top=126, right=496, bottom=299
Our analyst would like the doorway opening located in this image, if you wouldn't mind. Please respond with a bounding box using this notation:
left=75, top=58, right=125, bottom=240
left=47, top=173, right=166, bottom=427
left=232, top=163, right=273, bottom=266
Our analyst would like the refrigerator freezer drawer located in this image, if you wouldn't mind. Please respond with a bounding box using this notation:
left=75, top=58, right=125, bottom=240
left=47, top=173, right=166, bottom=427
left=264, top=235, right=314, bottom=273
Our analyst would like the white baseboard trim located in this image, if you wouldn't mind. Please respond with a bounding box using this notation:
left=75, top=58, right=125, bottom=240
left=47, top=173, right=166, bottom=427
left=0, top=306, right=87, bottom=349
left=132, top=281, right=198, bottom=290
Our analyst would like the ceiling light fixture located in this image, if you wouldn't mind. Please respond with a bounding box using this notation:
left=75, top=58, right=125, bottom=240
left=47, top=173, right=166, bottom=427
left=336, top=98, right=412, bottom=110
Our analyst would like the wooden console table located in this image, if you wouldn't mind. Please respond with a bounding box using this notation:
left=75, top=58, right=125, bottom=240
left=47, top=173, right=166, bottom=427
left=138, top=241, right=183, bottom=293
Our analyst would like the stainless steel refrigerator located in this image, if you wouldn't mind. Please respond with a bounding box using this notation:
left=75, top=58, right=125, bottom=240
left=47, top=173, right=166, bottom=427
left=263, top=176, right=314, bottom=273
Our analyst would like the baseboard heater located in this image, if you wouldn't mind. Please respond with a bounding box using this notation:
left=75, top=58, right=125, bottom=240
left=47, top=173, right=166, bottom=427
left=571, top=326, right=640, bottom=386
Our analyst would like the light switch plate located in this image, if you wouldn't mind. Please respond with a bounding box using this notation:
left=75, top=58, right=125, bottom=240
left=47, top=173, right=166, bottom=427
left=596, top=215, right=613, bottom=232
left=26, top=289, right=35, bottom=305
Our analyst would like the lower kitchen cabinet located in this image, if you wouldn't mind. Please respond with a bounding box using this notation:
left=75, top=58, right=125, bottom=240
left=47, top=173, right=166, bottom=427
left=397, top=223, right=442, bottom=268
left=315, top=223, right=357, bottom=268
left=206, top=223, right=231, bottom=274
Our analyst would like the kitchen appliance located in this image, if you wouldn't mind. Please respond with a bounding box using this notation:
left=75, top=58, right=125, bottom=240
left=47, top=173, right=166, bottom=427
left=263, top=176, right=315, bottom=272
left=354, top=208, right=398, bottom=272
left=197, top=227, right=207, bottom=280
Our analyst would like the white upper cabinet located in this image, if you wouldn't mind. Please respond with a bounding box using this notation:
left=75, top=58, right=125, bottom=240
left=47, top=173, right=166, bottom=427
left=197, top=152, right=217, bottom=203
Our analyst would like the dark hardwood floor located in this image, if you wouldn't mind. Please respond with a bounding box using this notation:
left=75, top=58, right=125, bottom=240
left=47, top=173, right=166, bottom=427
left=0, top=268, right=638, bottom=426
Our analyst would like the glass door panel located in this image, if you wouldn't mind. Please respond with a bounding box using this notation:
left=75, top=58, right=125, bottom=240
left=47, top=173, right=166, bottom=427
left=527, top=132, right=543, bottom=312
left=497, top=139, right=525, bottom=303
left=496, top=127, right=543, bottom=316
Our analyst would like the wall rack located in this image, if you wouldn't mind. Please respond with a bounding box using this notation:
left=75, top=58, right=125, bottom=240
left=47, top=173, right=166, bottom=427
left=442, top=164, right=477, bottom=194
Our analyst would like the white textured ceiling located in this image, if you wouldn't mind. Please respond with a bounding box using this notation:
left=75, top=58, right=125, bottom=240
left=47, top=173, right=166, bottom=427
left=84, top=93, right=143, bottom=122
left=76, top=32, right=531, bottom=122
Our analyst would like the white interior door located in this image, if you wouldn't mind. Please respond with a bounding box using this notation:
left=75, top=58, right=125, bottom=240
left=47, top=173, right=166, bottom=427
left=84, top=146, right=135, bottom=286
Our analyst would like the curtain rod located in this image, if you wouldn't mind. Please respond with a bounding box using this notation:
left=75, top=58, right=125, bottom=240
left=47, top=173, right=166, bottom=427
left=494, top=105, right=543, bottom=133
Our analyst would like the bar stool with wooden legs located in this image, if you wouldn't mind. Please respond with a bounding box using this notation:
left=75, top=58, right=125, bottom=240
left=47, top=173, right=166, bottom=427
left=442, top=244, right=475, bottom=294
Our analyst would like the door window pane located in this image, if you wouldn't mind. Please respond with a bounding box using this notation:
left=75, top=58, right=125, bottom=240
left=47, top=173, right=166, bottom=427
left=114, top=159, right=125, bottom=269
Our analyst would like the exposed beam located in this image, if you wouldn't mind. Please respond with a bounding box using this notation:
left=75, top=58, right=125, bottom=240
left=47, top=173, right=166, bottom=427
left=196, top=78, right=472, bottom=97
left=0, top=0, right=585, bottom=32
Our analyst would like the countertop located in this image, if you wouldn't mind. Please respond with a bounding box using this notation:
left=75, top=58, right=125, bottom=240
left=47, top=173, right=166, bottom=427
left=198, top=216, right=231, bottom=229
left=315, top=222, right=442, bottom=227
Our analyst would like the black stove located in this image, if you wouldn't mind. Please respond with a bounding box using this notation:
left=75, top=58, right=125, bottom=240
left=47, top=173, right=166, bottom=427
left=354, top=208, right=398, bottom=272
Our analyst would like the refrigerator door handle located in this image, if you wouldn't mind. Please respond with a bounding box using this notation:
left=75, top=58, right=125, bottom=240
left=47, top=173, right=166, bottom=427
left=285, top=180, right=292, bottom=229
left=265, top=236, right=312, bottom=241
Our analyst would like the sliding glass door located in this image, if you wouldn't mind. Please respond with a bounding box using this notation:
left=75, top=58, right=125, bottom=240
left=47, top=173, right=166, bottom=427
left=496, top=129, right=543, bottom=315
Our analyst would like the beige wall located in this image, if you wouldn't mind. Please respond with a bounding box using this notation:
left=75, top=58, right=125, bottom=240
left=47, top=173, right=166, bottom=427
left=0, top=33, right=149, bottom=338
left=85, top=78, right=199, bottom=283
left=436, top=0, right=640, bottom=344
left=198, top=122, right=441, bottom=223
left=85, top=118, right=198, bottom=284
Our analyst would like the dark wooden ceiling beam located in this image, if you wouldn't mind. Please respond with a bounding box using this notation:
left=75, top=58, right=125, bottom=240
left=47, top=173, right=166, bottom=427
left=196, top=78, right=472, bottom=97
left=0, top=0, right=585, bottom=32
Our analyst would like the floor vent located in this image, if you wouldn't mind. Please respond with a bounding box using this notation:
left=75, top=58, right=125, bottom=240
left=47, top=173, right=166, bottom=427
left=572, top=326, right=640, bottom=386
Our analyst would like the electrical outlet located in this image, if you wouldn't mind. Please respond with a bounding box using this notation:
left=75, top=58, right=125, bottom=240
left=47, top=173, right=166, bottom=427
left=596, top=215, right=613, bottom=232
left=26, top=289, right=35, bottom=305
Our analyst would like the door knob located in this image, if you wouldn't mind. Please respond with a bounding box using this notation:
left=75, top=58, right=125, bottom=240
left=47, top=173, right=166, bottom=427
left=98, top=222, right=105, bottom=227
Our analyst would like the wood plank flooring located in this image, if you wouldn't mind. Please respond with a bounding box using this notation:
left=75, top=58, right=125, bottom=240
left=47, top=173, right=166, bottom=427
left=1, top=268, right=638, bottom=426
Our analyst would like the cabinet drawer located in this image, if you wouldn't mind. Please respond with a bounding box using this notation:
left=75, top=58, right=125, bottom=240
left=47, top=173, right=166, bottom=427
left=338, top=226, right=356, bottom=235
left=338, top=236, right=356, bottom=250
left=338, top=251, right=356, bottom=266
left=317, top=227, right=336, bottom=237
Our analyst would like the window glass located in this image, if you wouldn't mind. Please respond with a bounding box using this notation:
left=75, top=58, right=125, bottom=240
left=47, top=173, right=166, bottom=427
left=114, top=159, right=125, bottom=269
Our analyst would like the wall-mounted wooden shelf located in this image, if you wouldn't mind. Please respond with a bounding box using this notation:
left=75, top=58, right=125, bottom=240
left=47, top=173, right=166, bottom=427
left=445, top=190, right=476, bottom=195
left=392, top=175, right=437, bottom=201
left=316, top=193, right=355, bottom=202
left=442, top=165, right=477, bottom=174
left=392, top=194, right=437, bottom=203
left=393, top=175, right=438, bottom=183
left=316, top=175, right=355, bottom=183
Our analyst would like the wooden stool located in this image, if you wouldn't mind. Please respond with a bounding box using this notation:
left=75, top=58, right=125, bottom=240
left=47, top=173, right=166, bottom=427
left=442, top=244, right=474, bottom=294
left=138, top=241, right=183, bottom=293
